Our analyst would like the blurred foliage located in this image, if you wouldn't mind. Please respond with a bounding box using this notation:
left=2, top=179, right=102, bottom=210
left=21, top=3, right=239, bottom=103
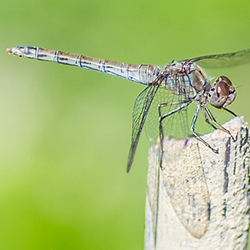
left=0, top=0, right=250, bottom=249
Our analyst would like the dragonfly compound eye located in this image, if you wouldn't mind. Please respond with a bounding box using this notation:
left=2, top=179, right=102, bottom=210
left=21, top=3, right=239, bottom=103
left=208, top=76, right=236, bottom=108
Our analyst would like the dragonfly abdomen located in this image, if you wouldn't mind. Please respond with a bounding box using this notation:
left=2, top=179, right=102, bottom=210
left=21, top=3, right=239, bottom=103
left=7, top=46, right=161, bottom=85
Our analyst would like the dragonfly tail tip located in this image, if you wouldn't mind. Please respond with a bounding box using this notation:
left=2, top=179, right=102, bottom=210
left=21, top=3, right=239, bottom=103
left=6, top=47, right=13, bottom=54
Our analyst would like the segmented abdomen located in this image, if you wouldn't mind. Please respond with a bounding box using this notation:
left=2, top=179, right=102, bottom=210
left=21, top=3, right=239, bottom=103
left=8, top=46, right=161, bottom=85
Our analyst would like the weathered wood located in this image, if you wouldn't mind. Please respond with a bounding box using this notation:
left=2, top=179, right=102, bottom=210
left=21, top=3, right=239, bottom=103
left=145, top=116, right=250, bottom=250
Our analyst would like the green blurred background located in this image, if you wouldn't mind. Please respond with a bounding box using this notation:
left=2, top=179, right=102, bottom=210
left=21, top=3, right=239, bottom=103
left=1, top=0, right=250, bottom=249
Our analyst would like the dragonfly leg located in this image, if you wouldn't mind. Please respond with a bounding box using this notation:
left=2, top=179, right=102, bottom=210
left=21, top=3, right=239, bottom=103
left=204, top=104, right=236, bottom=141
left=201, top=107, right=217, bottom=130
left=191, top=104, right=219, bottom=153
left=158, top=101, right=191, bottom=167
left=223, top=107, right=237, bottom=117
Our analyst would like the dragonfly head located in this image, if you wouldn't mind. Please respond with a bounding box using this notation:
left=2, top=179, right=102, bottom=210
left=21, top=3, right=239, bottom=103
left=207, top=76, right=236, bottom=108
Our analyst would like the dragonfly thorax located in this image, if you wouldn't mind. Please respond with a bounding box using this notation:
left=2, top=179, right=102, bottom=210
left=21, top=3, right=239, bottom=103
left=207, top=76, right=236, bottom=108
left=163, top=62, right=208, bottom=98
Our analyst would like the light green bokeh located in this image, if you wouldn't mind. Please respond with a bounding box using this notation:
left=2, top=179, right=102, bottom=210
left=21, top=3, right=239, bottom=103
left=0, top=0, right=250, bottom=249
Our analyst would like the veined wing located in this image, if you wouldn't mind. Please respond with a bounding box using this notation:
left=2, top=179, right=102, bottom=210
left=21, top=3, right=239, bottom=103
left=127, top=76, right=163, bottom=172
left=161, top=140, right=210, bottom=238
left=145, top=81, right=194, bottom=146
left=185, top=48, right=250, bottom=68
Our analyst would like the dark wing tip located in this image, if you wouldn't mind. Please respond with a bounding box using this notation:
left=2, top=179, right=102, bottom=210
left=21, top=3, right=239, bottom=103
left=126, top=155, right=134, bottom=173
left=126, top=162, right=132, bottom=173
left=126, top=145, right=136, bottom=173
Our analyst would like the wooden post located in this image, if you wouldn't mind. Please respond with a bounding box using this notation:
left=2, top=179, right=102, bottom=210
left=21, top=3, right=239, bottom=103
left=145, top=117, right=250, bottom=250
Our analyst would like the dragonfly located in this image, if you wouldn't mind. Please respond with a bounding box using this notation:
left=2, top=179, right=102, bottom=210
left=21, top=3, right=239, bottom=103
left=7, top=46, right=250, bottom=172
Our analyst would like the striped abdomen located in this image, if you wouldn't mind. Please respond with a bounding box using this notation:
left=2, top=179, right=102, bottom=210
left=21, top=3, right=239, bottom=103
left=7, top=46, right=161, bottom=85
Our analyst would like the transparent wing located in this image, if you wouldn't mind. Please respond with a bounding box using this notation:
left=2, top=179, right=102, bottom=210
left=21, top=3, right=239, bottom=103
left=127, top=77, right=162, bottom=172
left=185, top=48, right=250, bottom=68
left=145, top=83, right=193, bottom=146
left=161, top=141, right=210, bottom=238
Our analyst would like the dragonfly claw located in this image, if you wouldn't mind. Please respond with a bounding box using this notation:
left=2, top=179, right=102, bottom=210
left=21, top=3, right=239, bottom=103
left=214, top=148, right=219, bottom=154
left=231, top=135, right=237, bottom=142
